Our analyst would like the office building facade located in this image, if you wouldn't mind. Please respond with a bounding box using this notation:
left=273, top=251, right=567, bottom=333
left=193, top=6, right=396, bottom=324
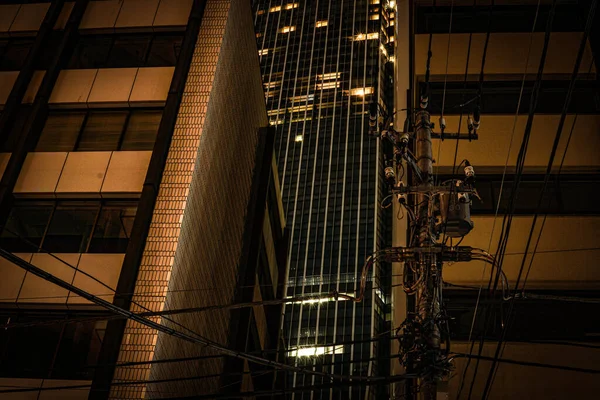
left=0, top=1, right=286, bottom=399
left=253, top=1, right=395, bottom=398
left=392, top=0, right=600, bottom=398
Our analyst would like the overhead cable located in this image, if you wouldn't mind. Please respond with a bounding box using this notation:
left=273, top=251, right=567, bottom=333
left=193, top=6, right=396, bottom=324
left=0, top=248, right=409, bottom=383
left=479, top=2, right=597, bottom=398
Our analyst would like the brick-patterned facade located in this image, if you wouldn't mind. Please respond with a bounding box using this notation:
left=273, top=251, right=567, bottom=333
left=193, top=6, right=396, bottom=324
left=110, top=0, right=269, bottom=397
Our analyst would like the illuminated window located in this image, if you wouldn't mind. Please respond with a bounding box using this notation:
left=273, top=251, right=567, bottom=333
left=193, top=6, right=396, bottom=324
left=288, top=94, right=314, bottom=102
left=389, top=55, right=396, bottom=63
left=370, top=14, right=380, bottom=20
left=316, top=81, right=340, bottom=90
left=317, top=72, right=341, bottom=80
left=370, top=0, right=380, bottom=3
left=316, top=20, right=328, bottom=27
left=258, top=49, right=268, bottom=56
left=290, top=117, right=312, bottom=123
left=286, top=294, right=350, bottom=304
left=349, top=87, right=374, bottom=96
left=264, top=81, right=281, bottom=89
left=270, top=5, right=281, bottom=12
left=295, top=135, right=303, bottom=142
left=353, top=32, right=379, bottom=41
left=256, top=33, right=262, bottom=38
left=389, top=20, right=395, bottom=26
left=284, top=3, right=299, bottom=9
left=288, top=345, right=344, bottom=358
left=388, top=0, right=396, bottom=8
left=278, top=26, right=296, bottom=34
left=256, top=9, right=265, bottom=15
left=389, top=36, right=395, bottom=42
left=288, top=104, right=312, bottom=113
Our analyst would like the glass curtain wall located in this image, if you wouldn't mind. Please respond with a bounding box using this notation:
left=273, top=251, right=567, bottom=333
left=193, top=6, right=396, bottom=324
left=253, top=1, right=395, bottom=398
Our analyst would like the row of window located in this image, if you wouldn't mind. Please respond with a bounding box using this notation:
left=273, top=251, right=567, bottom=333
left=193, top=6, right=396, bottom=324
left=0, top=33, right=183, bottom=71
left=2, top=108, right=162, bottom=153
left=69, top=33, right=183, bottom=69
left=446, top=289, right=600, bottom=341
left=36, top=109, right=161, bottom=152
left=416, top=4, right=585, bottom=34
left=0, top=202, right=137, bottom=254
left=464, top=175, right=598, bottom=215
left=0, top=314, right=105, bottom=380
left=426, top=81, right=600, bottom=114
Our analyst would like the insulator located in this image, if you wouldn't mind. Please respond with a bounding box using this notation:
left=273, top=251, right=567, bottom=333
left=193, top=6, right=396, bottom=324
left=439, top=117, right=446, bottom=131
left=464, top=165, right=474, bottom=178
left=399, top=132, right=409, bottom=146
left=384, top=166, right=395, bottom=186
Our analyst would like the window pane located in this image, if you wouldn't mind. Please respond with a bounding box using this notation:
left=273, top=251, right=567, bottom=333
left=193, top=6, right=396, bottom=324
left=88, top=204, right=137, bottom=253
left=494, top=180, right=559, bottom=214
left=36, top=32, right=62, bottom=70
left=0, top=315, right=105, bottom=380
left=560, top=181, right=597, bottom=213
left=106, top=35, right=151, bottom=68
left=120, top=111, right=161, bottom=150
left=0, top=205, right=53, bottom=252
left=0, top=315, right=63, bottom=378
left=43, top=206, right=98, bottom=253
left=146, top=35, right=183, bottom=67
left=53, top=320, right=106, bottom=380
left=76, top=111, right=127, bottom=151
left=0, top=39, right=33, bottom=71
left=0, top=40, right=8, bottom=60
left=2, top=106, right=32, bottom=152
left=36, top=112, right=86, bottom=152
left=68, top=36, right=112, bottom=69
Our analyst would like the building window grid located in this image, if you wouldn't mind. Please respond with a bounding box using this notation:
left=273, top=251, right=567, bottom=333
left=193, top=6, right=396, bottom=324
left=36, top=109, right=162, bottom=153
left=0, top=201, right=137, bottom=254
left=254, top=0, right=391, bottom=387
left=68, top=33, right=183, bottom=69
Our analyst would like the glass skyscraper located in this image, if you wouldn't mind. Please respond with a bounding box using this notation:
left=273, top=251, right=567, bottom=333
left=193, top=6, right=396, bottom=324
left=253, top=1, right=395, bottom=398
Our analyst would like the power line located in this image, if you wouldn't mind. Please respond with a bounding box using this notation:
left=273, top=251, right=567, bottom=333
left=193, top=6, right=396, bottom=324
left=479, top=2, right=598, bottom=398
left=451, top=353, right=600, bottom=375
left=0, top=228, right=217, bottom=342
left=456, top=0, right=550, bottom=397
left=0, top=279, right=401, bottom=330
left=0, top=248, right=410, bottom=384
left=434, top=0, right=454, bottom=187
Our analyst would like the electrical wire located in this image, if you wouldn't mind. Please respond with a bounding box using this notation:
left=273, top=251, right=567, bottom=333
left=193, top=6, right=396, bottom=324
left=478, top=2, right=597, bottom=398
left=0, top=276, right=400, bottom=331
left=433, top=0, right=454, bottom=191
left=450, top=353, right=600, bottom=375
left=0, top=248, right=409, bottom=384
left=454, top=1, right=545, bottom=397
left=467, top=2, right=556, bottom=394
left=518, top=53, right=592, bottom=293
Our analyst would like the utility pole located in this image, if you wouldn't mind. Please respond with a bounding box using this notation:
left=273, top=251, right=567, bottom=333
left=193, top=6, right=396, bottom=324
left=370, top=89, right=489, bottom=399
left=413, top=109, right=440, bottom=400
